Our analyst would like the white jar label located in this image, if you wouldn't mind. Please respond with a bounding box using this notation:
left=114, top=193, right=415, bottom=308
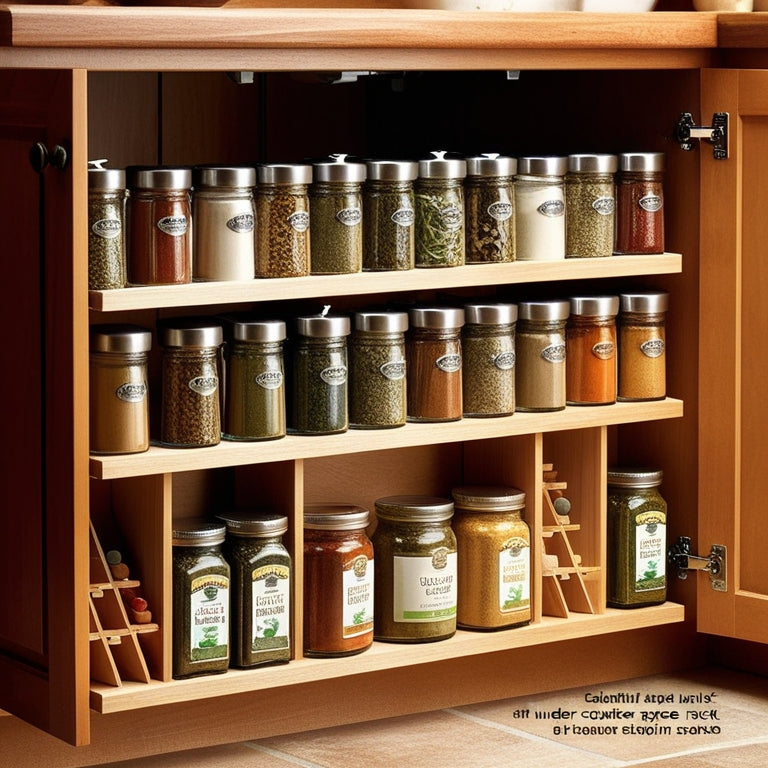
left=227, top=213, right=254, bottom=234
left=255, top=370, right=283, bottom=390
left=634, top=511, right=666, bottom=593
left=488, top=200, right=513, bottom=222
left=157, top=215, right=188, bottom=236
left=592, top=341, right=615, bottom=360
left=436, top=354, right=461, bottom=373
left=541, top=343, right=566, bottom=363
left=499, top=536, right=530, bottom=613
left=380, top=359, right=406, bottom=381
left=251, top=564, right=290, bottom=654
left=336, top=207, right=362, bottom=226
left=440, top=204, right=463, bottom=231
left=493, top=350, right=516, bottom=371
left=641, top=338, right=665, bottom=358
left=92, top=218, right=122, bottom=240
left=189, top=376, right=218, bottom=396
left=288, top=210, right=309, bottom=232
left=189, top=574, right=229, bottom=662
left=320, top=365, right=347, bottom=385
left=116, top=381, right=147, bottom=403
left=392, top=549, right=457, bottom=623
left=537, top=200, right=565, bottom=218
left=592, top=197, right=615, bottom=216
left=639, top=194, right=663, bottom=213
left=391, top=207, right=415, bottom=227
left=342, top=555, right=374, bottom=639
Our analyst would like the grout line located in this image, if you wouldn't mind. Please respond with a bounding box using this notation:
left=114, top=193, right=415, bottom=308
left=243, top=741, right=327, bottom=767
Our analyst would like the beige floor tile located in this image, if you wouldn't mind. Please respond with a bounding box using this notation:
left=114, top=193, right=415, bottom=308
left=629, top=740, right=768, bottom=767
left=95, top=742, right=297, bottom=768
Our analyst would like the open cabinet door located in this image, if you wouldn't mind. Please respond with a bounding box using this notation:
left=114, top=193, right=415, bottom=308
left=0, top=70, right=90, bottom=744
left=699, top=68, right=768, bottom=645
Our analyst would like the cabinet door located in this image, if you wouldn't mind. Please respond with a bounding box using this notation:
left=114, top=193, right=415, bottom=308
left=0, top=70, right=90, bottom=745
left=699, top=68, right=768, bottom=645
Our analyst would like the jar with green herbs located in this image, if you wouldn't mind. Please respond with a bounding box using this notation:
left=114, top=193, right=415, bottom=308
left=310, top=155, right=366, bottom=275
left=223, top=318, right=286, bottom=441
left=255, top=163, right=312, bottom=278
left=415, top=152, right=467, bottom=268
left=372, top=495, right=457, bottom=643
left=465, top=154, right=516, bottom=264
left=289, top=313, right=350, bottom=435
left=452, top=485, right=531, bottom=630
left=349, top=311, right=408, bottom=429
left=462, top=302, right=517, bottom=417
left=363, top=160, right=417, bottom=271
left=88, top=162, right=126, bottom=290
left=172, top=519, right=230, bottom=678
left=607, top=468, right=667, bottom=608
left=218, top=511, right=291, bottom=668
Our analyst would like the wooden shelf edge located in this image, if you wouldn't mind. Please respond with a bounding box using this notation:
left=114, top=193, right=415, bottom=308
left=89, top=602, right=684, bottom=714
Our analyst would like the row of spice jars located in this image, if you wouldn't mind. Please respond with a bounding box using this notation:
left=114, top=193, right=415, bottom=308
left=88, top=151, right=665, bottom=290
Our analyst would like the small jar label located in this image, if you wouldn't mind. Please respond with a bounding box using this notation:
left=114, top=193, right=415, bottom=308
left=188, top=376, right=218, bottom=396
left=499, top=536, right=530, bottom=613
left=226, top=213, right=254, bottom=234
left=493, top=351, right=516, bottom=371
left=189, top=574, right=229, bottom=662
left=537, top=200, right=565, bottom=218
left=320, top=365, right=347, bottom=385
left=391, top=207, right=415, bottom=227
left=435, top=354, right=461, bottom=373
left=115, top=382, right=147, bottom=403
left=255, top=370, right=283, bottom=390
left=634, top=510, right=666, bottom=593
left=342, top=555, right=374, bottom=639
left=336, top=207, right=362, bottom=226
left=641, top=338, right=665, bottom=358
left=592, top=341, right=615, bottom=360
left=393, top=549, right=457, bottom=623
left=592, top=197, right=615, bottom=216
left=251, top=564, right=290, bottom=654
left=157, top=216, right=188, bottom=236
left=380, top=359, right=406, bottom=380
left=639, top=194, right=663, bottom=213
left=440, top=204, right=463, bottom=231
left=540, top=343, right=566, bottom=364
left=487, top=200, right=513, bottom=222
left=92, top=218, right=122, bottom=240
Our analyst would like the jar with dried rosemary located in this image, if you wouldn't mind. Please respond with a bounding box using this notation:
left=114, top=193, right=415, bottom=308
left=88, top=163, right=126, bottom=290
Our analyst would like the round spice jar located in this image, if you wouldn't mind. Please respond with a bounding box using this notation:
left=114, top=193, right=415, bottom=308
left=289, top=313, right=351, bottom=435
left=255, top=163, right=312, bottom=278
left=159, top=319, right=224, bottom=447
left=172, top=518, right=231, bottom=679
left=451, top=485, right=531, bottom=630
left=89, top=324, right=152, bottom=454
left=465, top=154, right=516, bottom=264
left=514, top=156, right=567, bottom=261
left=372, top=495, right=457, bottom=643
left=217, top=511, right=291, bottom=669
left=363, top=160, right=417, bottom=272
left=607, top=468, right=667, bottom=608
left=515, top=300, right=569, bottom=412
left=223, top=318, right=286, bottom=441
left=88, top=162, right=126, bottom=290
left=565, top=295, right=619, bottom=406
left=462, top=303, right=517, bottom=417
left=310, top=155, right=366, bottom=275
left=192, top=166, right=256, bottom=282
left=303, top=503, right=374, bottom=657
left=565, top=153, right=618, bottom=259
left=349, top=311, right=408, bottom=429
left=406, top=307, right=465, bottom=422
left=126, top=167, right=192, bottom=285
left=414, top=151, right=467, bottom=268
left=617, top=291, right=668, bottom=401
left=614, top=152, right=665, bottom=254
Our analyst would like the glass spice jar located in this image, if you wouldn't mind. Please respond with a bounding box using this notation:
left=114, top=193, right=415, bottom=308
left=289, top=313, right=351, bottom=435
left=617, top=291, right=669, bottom=401
left=451, top=485, right=531, bottom=630
left=159, top=319, right=224, bottom=447
left=88, top=161, right=126, bottom=290
left=607, top=468, right=667, bottom=608
left=255, top=163, right=312, bottom=278
left=515, top=300, right=569, bottom=412
left=223, top=318, right=286, bottom=441
left=349, top=311, right=408, bottom=429
left=372, top=495, right=457, bottom=643
left=514, top=156, right=567, bottom=261
left=566, top=295, right=619, bottom=406
left=565, top=153, right=618, bottom=259
left=126, top=167, right=192, bottom=285
left=192, top=166, right=256, bottom=282
left=615, top=152, right=666, bottom=254
left=363, top=160, right=417, bottom=271
left=303, top=503, right=374, bottom=657
left=172, top=518, right=230, bottom=679
left=462, top=302, right=517, bottom=417
left=465, top=154, right=516, bottom=264
left=217, top=511, right=291, bottom=669
left=310, top=155, right=366, bottom=275
left=89, top=324, right=152, bottom=454
left=406, top=307, right=465, bottom=422
left=414, top=152, right=467, bottom=268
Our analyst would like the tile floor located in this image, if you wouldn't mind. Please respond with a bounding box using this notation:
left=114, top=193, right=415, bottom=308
left=94, top=666, right=768, bottom=767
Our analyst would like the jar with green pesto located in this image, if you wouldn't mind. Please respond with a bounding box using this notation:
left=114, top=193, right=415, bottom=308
left=217, top=511, right=291, bottom=669
left=372, top=495, right=457, bottom=643
left=607, top=468, right=667, bottom=608
left=172, top=519, right=230, bottom=679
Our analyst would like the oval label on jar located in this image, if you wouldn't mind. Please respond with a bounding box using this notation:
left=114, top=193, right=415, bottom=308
left=592, top=197, right=615, bottom=216
left=255, top=370, right=283, bottom=390
left=537, top=200, right=565, bottom=218
left=115, top=382, right=147, bottom=403
left=391, top=207, right=415, bottom=227
left=432, top=546, right=452, bottom=570
left=639, top=194, right=663, bottom=213
left=493, top=350, right=516, bottom=370
left=503, top=536, right=529, bottom=559
left=435, top=354, right=461, bottom=373
left=641, top=338, right=665, bottom=358
left=320, top=365, right=347, bottom=385
left=380, top=359, right=406, bottom=380
left=188, top=376, right=218, bottom=396
left=287, top=210, right=309, bottom=232
left=591, top=341, right=615, bottom=360
left=440, top=204, right=463, bottom=231
left=92, top=218, right=122, bottom=240
left=540, top=343, right=566, bottom=363
left=487, top=201, right=513, bottom=222
left=226, top=213, right=254, bottom=234
left=336, top=207, right=362, bottom=226
left=157, top=216, right=188, bottom=236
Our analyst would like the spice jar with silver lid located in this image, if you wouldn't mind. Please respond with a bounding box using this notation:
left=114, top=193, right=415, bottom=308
left=515, top=300, right=569, bottom=411
left=255, top=163, right=312, bottom=278
left=465, top=154, right=516, bottom=264
left=303, top=503, right=374, bottom=657
left=615, top=152, right=665, bottom=255
left=159, top=319, right=223, bottom=447
left=192, top=166, right=256, bottom=282
left=414, top=151, right=467, bottom=268
left=451, top=485, right=531, bottom=630
left=88, top=161, right=127, bottom=290
left=89, top=324, right=152, bottom=455
left=172, top=518, right=230, bottom=678
left=217, top=511, right=291, bottom=668
left=363, top=160, right=417, bottom=272
left=349, top=311, right=408, bottom=429
left=607, top=468, right=667, bottom=608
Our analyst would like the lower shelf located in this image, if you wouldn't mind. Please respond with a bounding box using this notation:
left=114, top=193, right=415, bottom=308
left=90, top=602, right=684, bottom=714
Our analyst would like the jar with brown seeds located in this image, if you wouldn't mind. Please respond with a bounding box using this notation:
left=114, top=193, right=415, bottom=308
left=88, top=163, right=126, bottom=290
left=159, top=319, right=223, bottom=447
left=255, top=164, right=312, bottom=278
